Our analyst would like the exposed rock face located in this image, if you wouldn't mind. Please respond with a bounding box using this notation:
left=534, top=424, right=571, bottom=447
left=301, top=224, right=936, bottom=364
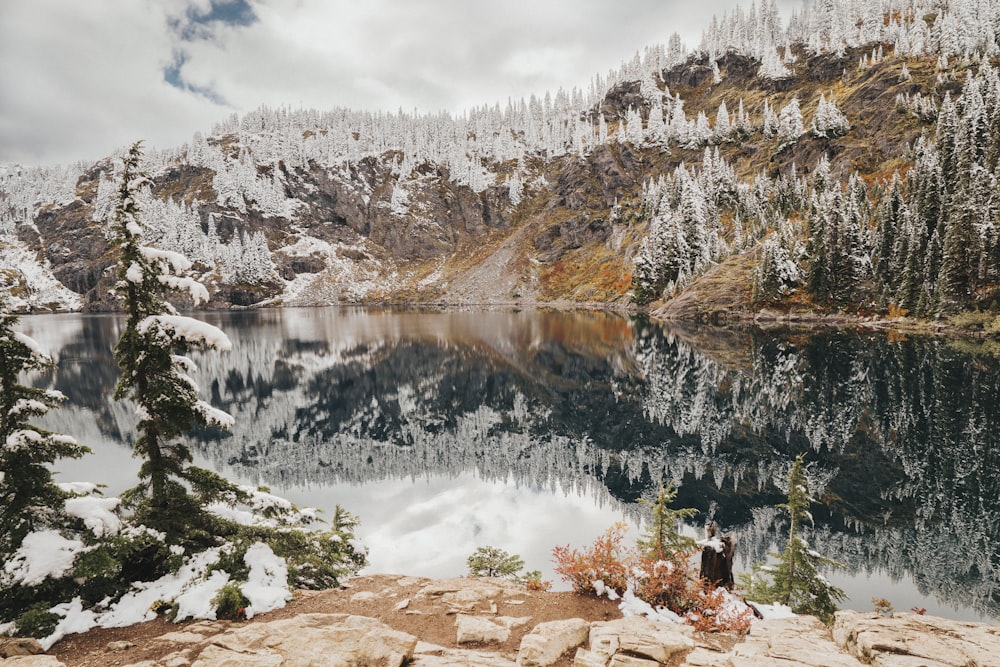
left=516, top=618, right=590, bottom=666
left=187, top=614, right=416, bottom=667
left=587, top=616, right=695, bottom=664
left=833, top=610, right=1000, bottom=667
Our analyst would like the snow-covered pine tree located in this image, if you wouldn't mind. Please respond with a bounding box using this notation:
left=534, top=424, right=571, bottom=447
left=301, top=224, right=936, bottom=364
left=811, top=94, right=850, bottom=138
left=0, top=294, right=89, bottom=558
left=109, top=142, right=239, bottom=544
left=761, top=99, right=779, bottom=139
left=777, top=97, right=804, bottom=145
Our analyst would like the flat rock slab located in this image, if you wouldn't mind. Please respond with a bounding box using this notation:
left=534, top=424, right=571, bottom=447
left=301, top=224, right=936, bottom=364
left=185, top=613, right=417, bottom=667
left=1, top=658, right=66, bottom=667
left=733, top=615, right=865, bottom=667
left=834, top=610, right=1000, bottom=667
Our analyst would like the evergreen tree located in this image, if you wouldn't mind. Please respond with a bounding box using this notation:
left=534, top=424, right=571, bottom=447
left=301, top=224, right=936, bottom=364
left=109, top=142, right=239, bottom=545
left=466, top=546, right=525, bottom=579
left=0, top=294, right=89, bottom=557
left=637, top=482, right=697, bottom=559
left=745, top=455, right=846, bottom=623
left=777, top=97, right=804, bottom=145
left=770, top=455, right=846, bottom=622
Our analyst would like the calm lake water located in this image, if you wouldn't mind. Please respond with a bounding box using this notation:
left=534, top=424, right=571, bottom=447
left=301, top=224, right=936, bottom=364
left=19, top=307, right=1000, bottom=622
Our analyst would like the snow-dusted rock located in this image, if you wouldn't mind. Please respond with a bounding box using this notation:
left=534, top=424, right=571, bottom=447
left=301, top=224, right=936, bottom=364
left=193, top=613, right=416, bottom=667
left=588, top=616, right=694, bottom=663
left=516, top=618, right=590, bottom=666
left=455, top=614, right=530, bottom=644
left=833, top=610, right=1000, bottom=667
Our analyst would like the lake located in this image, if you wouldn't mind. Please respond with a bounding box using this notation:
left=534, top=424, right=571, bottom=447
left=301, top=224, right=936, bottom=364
left=19, top=307, right=1000, bottom=622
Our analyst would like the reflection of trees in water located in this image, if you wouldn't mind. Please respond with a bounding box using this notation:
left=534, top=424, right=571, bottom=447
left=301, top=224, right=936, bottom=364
left=635, top=325, right=1000, bottom=617
left=26, top=310, right=1000, bottom=617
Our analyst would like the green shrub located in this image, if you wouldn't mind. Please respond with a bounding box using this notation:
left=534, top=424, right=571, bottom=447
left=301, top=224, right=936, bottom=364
left=14, top=604, right=60, bottom=639
left=212, top=583, right=249, bottom=620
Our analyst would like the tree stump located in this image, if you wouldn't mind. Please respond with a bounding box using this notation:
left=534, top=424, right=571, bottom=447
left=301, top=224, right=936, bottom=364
left=699, top=522, right=735, bottom=589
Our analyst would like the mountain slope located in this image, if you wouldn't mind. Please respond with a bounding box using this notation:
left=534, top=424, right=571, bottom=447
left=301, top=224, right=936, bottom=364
left=2, top=0, right=997, bottom=317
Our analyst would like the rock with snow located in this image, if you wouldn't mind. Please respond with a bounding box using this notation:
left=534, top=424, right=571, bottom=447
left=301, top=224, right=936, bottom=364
left=516, top=618, right=590, bottom=666
left=833, top=610, right=1000, bottom=667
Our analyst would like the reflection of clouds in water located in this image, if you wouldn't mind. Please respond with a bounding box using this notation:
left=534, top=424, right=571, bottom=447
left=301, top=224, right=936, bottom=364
left=268, top=474, right=634, bottom=585
left=27, top=309, right=1000, bottom=619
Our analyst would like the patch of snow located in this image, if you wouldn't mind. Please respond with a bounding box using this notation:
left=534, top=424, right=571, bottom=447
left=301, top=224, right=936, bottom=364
left=753, top=602, right=797, bottom=620
left=0, top=240, right=82, bottom=312
left=158, top=275, right=210, bottom=305
left=173, top=569, right=230, bottom=622
left=5, top=428, right=42, bottom=451
left=57, top=482, right=100, bottom=496
left=64, top=496, right=121, bottom=537
left=40, top=598, right=97, bottom=651
left=137, top=315, right=232, bottom=351
left=139, top=246, right=192, bottom=274
left=697, top=537, right=725, bottom=553
left=194, top=400, right=235, bottom=428
left=125, top=262, right=143, bottom=284
left=13, top=331, right=48, bottom=360
left=95, top=547, right=223, bottom=628
left=3, top=530, right=87, bottom=586
left=618, top=586, right=683, bottom=624
left=241, top=542, right=291, bottom=619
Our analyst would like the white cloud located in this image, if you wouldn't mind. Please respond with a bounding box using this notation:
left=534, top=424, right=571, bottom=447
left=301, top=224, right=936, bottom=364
left=1, top=0, right=800, bottom=166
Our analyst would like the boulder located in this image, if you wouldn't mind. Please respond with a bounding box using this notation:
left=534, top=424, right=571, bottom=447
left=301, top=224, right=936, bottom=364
left=516, top=618, right=590, bottom=666
left=455, top=614, right=531, bottom=644
left=588, top=616, right=694, bottom=663
left=0, top=639, right=44, bottom=658
left=833, top=610, right=1000, bottom=667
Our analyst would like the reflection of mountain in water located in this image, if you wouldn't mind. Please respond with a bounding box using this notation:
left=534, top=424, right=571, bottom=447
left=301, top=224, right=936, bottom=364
left=23, top=309, right=1000, bottom=618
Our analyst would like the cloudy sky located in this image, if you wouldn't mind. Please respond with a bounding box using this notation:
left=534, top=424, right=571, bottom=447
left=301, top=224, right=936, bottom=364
left=2, top=0, right=797, bottom=166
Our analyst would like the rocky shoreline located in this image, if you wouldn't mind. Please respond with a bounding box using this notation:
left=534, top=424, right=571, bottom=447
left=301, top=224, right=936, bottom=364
left=3, top=575, right=998, bottom=667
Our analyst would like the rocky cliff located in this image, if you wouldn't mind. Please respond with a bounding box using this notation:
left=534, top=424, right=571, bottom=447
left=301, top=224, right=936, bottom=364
left=1, top=40, right=942, bottom=316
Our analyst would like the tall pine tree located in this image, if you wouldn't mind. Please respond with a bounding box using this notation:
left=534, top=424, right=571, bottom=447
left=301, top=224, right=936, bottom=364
left=109, top=142, right=239, bottom=545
